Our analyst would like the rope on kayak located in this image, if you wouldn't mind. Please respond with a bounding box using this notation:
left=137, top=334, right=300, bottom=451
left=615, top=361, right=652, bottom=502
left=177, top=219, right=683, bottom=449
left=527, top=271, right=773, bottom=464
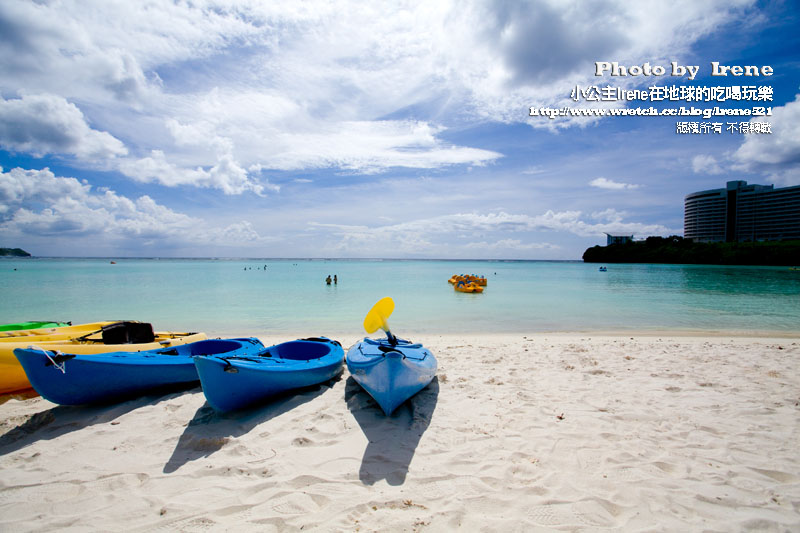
left=29, top=345, right=70, bottom=373
left=217, top=355, right=275, bottom=373
left=357, top=344, right=406, bottom=359
left=221, top=358, right=239, bottom=374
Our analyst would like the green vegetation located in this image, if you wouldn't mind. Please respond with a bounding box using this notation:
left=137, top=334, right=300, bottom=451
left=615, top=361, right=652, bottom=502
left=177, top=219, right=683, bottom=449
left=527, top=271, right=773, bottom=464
left=583, top=236, right=800, bottom=266
left=0, top=248, right=31, bottom=257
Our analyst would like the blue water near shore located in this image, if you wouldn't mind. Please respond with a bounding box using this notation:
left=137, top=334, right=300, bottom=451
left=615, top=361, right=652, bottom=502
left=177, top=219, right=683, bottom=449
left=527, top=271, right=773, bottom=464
left=1, top=258, right=798, bottom=337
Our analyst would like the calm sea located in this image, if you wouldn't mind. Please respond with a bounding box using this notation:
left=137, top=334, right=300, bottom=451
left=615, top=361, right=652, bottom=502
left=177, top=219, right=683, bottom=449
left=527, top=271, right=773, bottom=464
left=1, top=258, right=798, bottom=337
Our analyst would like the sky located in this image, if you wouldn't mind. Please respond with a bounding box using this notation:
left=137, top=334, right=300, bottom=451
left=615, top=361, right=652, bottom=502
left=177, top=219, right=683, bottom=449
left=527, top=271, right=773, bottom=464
left=1, top=0, right=799, bottom=259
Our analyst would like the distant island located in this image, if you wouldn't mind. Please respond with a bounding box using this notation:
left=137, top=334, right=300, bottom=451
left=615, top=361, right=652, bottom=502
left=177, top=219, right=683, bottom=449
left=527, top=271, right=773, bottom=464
left=583, top=236, right=800, bottom=266
left=0, top=248, right=31, bottom=257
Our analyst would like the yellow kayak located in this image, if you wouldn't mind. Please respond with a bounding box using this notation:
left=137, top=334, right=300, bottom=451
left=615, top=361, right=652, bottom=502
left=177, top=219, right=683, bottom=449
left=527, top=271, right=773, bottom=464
left=0, top=321, right=207, bottom=395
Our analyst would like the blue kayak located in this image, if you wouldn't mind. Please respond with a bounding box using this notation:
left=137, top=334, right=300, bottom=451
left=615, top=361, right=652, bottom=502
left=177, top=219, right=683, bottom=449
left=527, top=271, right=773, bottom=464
left=13, top=338, right=264, bottom=405
left=346, top=337, right=437, bottom=415
left=194, top=337, right=344, bottom=412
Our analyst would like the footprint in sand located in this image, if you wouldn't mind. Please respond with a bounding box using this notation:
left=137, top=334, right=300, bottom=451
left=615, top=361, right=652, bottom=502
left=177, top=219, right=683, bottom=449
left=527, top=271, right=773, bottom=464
left=576, top=449, right=604, bottom=473
left=461, top=495, right=510, bottom=516
left=269, top=492, right=323, bottom=515
left=0, top=480, right=81, bottom=505
left=605, top=464, right=667, bottom=482
left=749, top=467, right=800, bottom=483
left=652, top=461, right=681, bottom=475
left=527, top=500, right=618, bottom=528
left=155, top=516, right=217, bottom=532
left=416, top=478, right=471, bottom=500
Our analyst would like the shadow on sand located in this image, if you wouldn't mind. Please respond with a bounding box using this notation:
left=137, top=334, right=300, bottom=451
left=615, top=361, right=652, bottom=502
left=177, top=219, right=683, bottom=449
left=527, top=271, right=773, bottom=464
left=345, top=375, right=439, bottom=486
left=163, top=375, right=342, bottom=473
left=0, top=385, right=198, bottom=456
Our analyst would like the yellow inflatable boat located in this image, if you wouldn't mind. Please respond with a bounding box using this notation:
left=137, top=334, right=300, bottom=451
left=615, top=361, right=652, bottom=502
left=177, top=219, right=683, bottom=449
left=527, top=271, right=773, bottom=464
left=448, top=274, right=487, bottom=286
left=454, top=280, right=484, bottom=293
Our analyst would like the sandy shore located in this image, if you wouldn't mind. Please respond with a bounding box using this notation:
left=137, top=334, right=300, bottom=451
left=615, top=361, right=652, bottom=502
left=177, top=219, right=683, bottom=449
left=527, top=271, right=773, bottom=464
left=1, top=333, right=799, bottom=531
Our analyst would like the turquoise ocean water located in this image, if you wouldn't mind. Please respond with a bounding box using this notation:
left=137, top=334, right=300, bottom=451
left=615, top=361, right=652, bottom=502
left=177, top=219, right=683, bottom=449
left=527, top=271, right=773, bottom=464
left=1, top=258, right=798, bottom=337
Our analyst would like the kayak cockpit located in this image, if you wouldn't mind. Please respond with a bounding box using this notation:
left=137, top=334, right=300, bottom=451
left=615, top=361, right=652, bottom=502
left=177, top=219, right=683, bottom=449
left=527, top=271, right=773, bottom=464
left=273, top=340, right=333, bottom=361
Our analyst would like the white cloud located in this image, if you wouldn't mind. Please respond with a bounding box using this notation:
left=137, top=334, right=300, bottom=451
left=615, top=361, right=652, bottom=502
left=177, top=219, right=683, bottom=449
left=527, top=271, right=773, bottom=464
left=0, top=0, right=759, bottom=182
left=521, top=166, right=546, bottom=175
left=529, top=209, right=670, bottom=236
left=464, top=239, right=559, bottom=251
left=0, top=1, right=505, bottom=179
left=589, top=177, right=640, bottom=190
left=163, top=90, right=503, bottom=174
left=591, top=208, right=626, bottom=222
left=0, top=166, right=265, bottom=244
left=0, top=93, right=127, bottom=159
left=267, top=120, right=502, bottom=173
left=97, top=49, right=150, bottom=103
left=733, top=94, right=800, bottom=185
left=310, top=210, right=673, bottom=255
left=211, top=221, right=262, bottom=243
left=0, top=165, right=90, bottom=212
left=117, top=150, right=278, bottom=196
left=691, top=154, right=724, bottom=175
left=438, top=0, right=756, bottom=126
left=0, top=0, right=261, bottom=103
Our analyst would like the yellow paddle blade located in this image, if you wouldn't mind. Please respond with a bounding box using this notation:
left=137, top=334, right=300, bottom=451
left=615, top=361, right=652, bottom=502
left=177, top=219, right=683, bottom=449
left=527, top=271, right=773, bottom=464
left=363, top=297, right=394, bottom=334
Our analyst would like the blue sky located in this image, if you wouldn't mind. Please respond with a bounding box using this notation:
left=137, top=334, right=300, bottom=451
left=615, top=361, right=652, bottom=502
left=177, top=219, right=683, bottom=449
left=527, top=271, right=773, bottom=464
left=1, top=0, right=798, bottom=259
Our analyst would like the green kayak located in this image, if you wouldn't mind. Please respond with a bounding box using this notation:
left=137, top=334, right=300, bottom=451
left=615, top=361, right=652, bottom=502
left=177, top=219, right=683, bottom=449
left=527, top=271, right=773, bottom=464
left=0, top=321, right=71, bottom=332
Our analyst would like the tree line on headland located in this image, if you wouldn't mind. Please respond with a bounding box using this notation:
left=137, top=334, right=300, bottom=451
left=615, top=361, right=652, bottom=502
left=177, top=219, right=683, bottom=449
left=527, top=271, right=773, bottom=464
left=0, top=248, right=31, bottom=257
left=583, top=236, right=800, bottom=266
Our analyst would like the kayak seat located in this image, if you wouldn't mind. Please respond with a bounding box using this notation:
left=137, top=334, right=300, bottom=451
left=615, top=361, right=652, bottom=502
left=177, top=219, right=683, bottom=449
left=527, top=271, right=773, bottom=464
left=275, top=341, right=331, bottom=361
left=185, top=339, right=246, bottom=356
left=101, top=322, right=155, bottom=344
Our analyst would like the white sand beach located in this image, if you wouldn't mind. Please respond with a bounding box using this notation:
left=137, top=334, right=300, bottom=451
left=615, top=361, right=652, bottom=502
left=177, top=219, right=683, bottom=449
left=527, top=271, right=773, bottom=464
left=1, top=334, right=799, bottom=531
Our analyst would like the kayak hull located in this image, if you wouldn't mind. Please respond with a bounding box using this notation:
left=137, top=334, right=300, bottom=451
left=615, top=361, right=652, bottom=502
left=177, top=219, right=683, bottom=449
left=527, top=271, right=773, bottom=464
left=12, top=338, right=261, bottom=404
left=194, top=337, right=344, bottom=412
left=346, top=337, right=437, bottom=415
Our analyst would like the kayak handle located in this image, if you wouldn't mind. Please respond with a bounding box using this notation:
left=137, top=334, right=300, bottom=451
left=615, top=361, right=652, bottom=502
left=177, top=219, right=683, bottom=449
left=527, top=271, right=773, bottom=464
left=378, top=345, right=405, bottom=358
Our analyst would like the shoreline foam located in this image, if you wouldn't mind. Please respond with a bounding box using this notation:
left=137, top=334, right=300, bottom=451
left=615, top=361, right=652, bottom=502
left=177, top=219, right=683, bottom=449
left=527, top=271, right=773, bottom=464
left=1, top=333, right=798, bottom=531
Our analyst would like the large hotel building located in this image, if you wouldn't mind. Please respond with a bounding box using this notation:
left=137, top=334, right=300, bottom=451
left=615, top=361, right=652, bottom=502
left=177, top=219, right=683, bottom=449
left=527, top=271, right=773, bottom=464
left=684, top=180, right=800, bottom=242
